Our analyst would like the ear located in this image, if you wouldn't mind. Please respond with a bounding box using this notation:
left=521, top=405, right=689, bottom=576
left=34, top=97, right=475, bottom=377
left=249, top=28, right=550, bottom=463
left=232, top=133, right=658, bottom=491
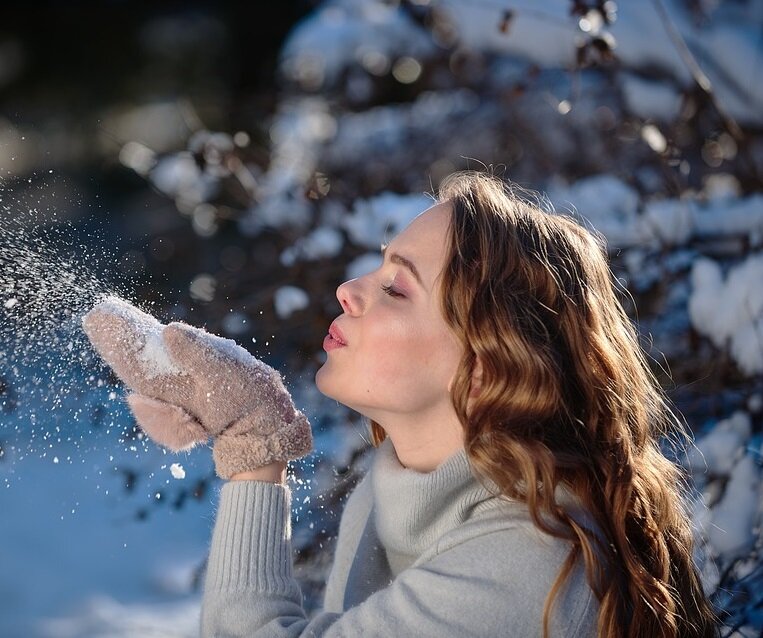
left=447, top=356, right=484, bottom=396
left=469, top=357, right=483, bottom=398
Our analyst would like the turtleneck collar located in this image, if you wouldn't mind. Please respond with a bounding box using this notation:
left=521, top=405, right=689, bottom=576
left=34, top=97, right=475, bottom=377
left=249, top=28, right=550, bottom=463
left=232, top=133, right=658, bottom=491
left=370, top=437, right=496, bottom=572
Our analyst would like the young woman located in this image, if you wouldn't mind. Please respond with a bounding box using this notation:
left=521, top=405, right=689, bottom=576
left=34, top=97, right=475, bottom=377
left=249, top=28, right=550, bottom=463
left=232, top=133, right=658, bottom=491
left=83, top=170, right=719, bottom=637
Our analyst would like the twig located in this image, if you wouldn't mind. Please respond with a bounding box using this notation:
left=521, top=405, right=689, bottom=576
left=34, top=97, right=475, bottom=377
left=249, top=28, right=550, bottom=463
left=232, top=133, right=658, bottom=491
left=650, top=0, right=745, bottom=142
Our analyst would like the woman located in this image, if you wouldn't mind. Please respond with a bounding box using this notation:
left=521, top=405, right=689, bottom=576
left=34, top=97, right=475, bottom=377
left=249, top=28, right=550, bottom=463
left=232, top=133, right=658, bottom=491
left=83, top=170, right=719, bottom=637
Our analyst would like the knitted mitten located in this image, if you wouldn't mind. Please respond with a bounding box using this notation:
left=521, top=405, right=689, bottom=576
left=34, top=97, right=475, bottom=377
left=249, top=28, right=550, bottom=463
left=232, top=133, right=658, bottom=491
left=82, top=296, right=313, bottom=478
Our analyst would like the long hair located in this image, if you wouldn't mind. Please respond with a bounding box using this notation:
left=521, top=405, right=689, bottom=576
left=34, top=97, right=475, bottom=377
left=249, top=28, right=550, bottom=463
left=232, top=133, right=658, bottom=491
left=368, top=171, right=719, bottom=637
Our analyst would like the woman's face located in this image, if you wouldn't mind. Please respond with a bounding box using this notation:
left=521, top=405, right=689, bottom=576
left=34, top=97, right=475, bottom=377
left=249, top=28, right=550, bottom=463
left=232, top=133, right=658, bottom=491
left=315, top=202, right=464, bottom=423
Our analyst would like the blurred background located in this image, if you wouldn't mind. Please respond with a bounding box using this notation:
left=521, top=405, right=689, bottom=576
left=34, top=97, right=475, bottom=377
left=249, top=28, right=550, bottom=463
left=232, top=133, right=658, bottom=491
left=1, top=1, right=762, bottom=636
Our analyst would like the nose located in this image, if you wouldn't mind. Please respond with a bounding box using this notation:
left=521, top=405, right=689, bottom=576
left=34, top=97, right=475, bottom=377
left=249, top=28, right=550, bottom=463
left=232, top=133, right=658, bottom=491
left=336, top=279, right=363, bottom=316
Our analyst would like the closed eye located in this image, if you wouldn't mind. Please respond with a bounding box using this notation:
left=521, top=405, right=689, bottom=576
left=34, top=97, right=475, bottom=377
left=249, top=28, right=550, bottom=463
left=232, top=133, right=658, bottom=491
left=381, top=283, right=405, bottom=299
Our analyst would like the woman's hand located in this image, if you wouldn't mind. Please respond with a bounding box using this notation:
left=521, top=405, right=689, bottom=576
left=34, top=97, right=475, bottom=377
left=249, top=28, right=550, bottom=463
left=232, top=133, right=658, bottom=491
left=82, top=296, right=313, bottom=479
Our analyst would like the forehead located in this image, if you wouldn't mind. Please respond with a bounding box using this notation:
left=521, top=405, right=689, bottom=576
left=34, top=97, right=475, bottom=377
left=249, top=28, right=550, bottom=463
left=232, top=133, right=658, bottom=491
left=394, top=201, right=451, bottom=244
left=391, top=202, right=452, bottom=287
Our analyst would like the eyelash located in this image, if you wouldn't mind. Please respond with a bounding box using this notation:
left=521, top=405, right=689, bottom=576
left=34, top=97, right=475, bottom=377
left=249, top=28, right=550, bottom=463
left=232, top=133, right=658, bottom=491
left=381, top=283, right=405, bottom=299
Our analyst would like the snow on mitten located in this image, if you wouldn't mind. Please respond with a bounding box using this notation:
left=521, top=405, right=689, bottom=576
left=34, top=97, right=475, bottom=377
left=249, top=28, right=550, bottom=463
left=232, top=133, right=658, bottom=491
left=82, top=296, right=313, bottom=478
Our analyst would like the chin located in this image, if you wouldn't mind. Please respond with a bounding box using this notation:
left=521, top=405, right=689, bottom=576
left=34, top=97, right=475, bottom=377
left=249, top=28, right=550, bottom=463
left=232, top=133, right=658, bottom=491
left=314, top=366, right=327, bottom=390
left=314, top=378, right=364, bottom=415
left=314, top=366, right=337, bottom=399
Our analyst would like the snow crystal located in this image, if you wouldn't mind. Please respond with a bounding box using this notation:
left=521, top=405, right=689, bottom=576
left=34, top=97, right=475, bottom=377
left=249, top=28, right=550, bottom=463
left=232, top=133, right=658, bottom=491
left=91, top=296, right=182, bottom=379
left=4, top=297, right=18, bottom=309
left=92, top=296, right=160, bottom=343
left=274, top=286, right=310, bottom=319
left=140, top=330, right=181, bottom=379
left=689, top=255, right=763, bottom=375
left=188, top=329, right=255, bottom=368
left=169, top=463, right=185, bottom=480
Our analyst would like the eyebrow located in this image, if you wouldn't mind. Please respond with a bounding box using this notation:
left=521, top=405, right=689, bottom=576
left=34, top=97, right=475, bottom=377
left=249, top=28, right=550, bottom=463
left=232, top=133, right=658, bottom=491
left=380, top=243, right=424, bottom=288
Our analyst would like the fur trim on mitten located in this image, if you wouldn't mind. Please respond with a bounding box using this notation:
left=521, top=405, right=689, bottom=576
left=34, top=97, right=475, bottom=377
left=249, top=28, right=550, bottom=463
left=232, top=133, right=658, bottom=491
left=211, top=411, right=313, bottom=479
left=126, top=394, right=208, bottom=452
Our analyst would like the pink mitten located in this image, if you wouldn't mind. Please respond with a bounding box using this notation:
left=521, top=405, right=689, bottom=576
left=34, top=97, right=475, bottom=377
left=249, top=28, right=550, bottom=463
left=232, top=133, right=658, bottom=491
left=82, top=296, right=313, bottom=478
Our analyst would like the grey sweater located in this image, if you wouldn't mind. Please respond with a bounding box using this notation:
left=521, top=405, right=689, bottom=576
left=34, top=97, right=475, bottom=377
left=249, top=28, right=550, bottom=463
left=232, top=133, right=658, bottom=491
left=201, top=438, right=600, bottom=636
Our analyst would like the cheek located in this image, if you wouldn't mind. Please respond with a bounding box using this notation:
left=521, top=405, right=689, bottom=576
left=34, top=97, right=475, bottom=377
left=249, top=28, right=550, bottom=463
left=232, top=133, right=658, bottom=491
left=365, top=314, right=456, bottom=382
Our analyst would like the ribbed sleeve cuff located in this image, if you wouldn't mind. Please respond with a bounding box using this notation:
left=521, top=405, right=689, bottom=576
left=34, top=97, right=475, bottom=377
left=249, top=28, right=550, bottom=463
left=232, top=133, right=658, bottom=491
left=205, top=480, right=293, bottom=594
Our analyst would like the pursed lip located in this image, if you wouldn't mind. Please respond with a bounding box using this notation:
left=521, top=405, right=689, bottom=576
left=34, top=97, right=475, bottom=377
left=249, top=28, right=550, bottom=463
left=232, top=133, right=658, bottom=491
left=328, top=321, right=348, bottom=345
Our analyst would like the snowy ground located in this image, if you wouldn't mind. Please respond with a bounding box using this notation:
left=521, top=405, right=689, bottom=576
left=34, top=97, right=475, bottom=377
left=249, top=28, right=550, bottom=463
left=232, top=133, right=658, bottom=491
left=0, top=364, right=210, bottom=637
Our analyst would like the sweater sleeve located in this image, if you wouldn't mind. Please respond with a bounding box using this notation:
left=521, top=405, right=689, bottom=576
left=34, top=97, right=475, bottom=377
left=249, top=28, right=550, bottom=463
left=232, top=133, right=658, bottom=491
left=200, top=481, right=598, bottom=637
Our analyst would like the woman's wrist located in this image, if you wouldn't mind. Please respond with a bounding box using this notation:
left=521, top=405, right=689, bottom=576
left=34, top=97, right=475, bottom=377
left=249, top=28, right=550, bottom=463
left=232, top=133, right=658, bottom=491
left=228, top=460, right=287, bottom=484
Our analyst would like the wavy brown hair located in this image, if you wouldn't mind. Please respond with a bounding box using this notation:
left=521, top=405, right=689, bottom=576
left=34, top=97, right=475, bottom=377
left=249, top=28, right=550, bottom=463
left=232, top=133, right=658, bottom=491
left=368, top=171, right=719, bottom=637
